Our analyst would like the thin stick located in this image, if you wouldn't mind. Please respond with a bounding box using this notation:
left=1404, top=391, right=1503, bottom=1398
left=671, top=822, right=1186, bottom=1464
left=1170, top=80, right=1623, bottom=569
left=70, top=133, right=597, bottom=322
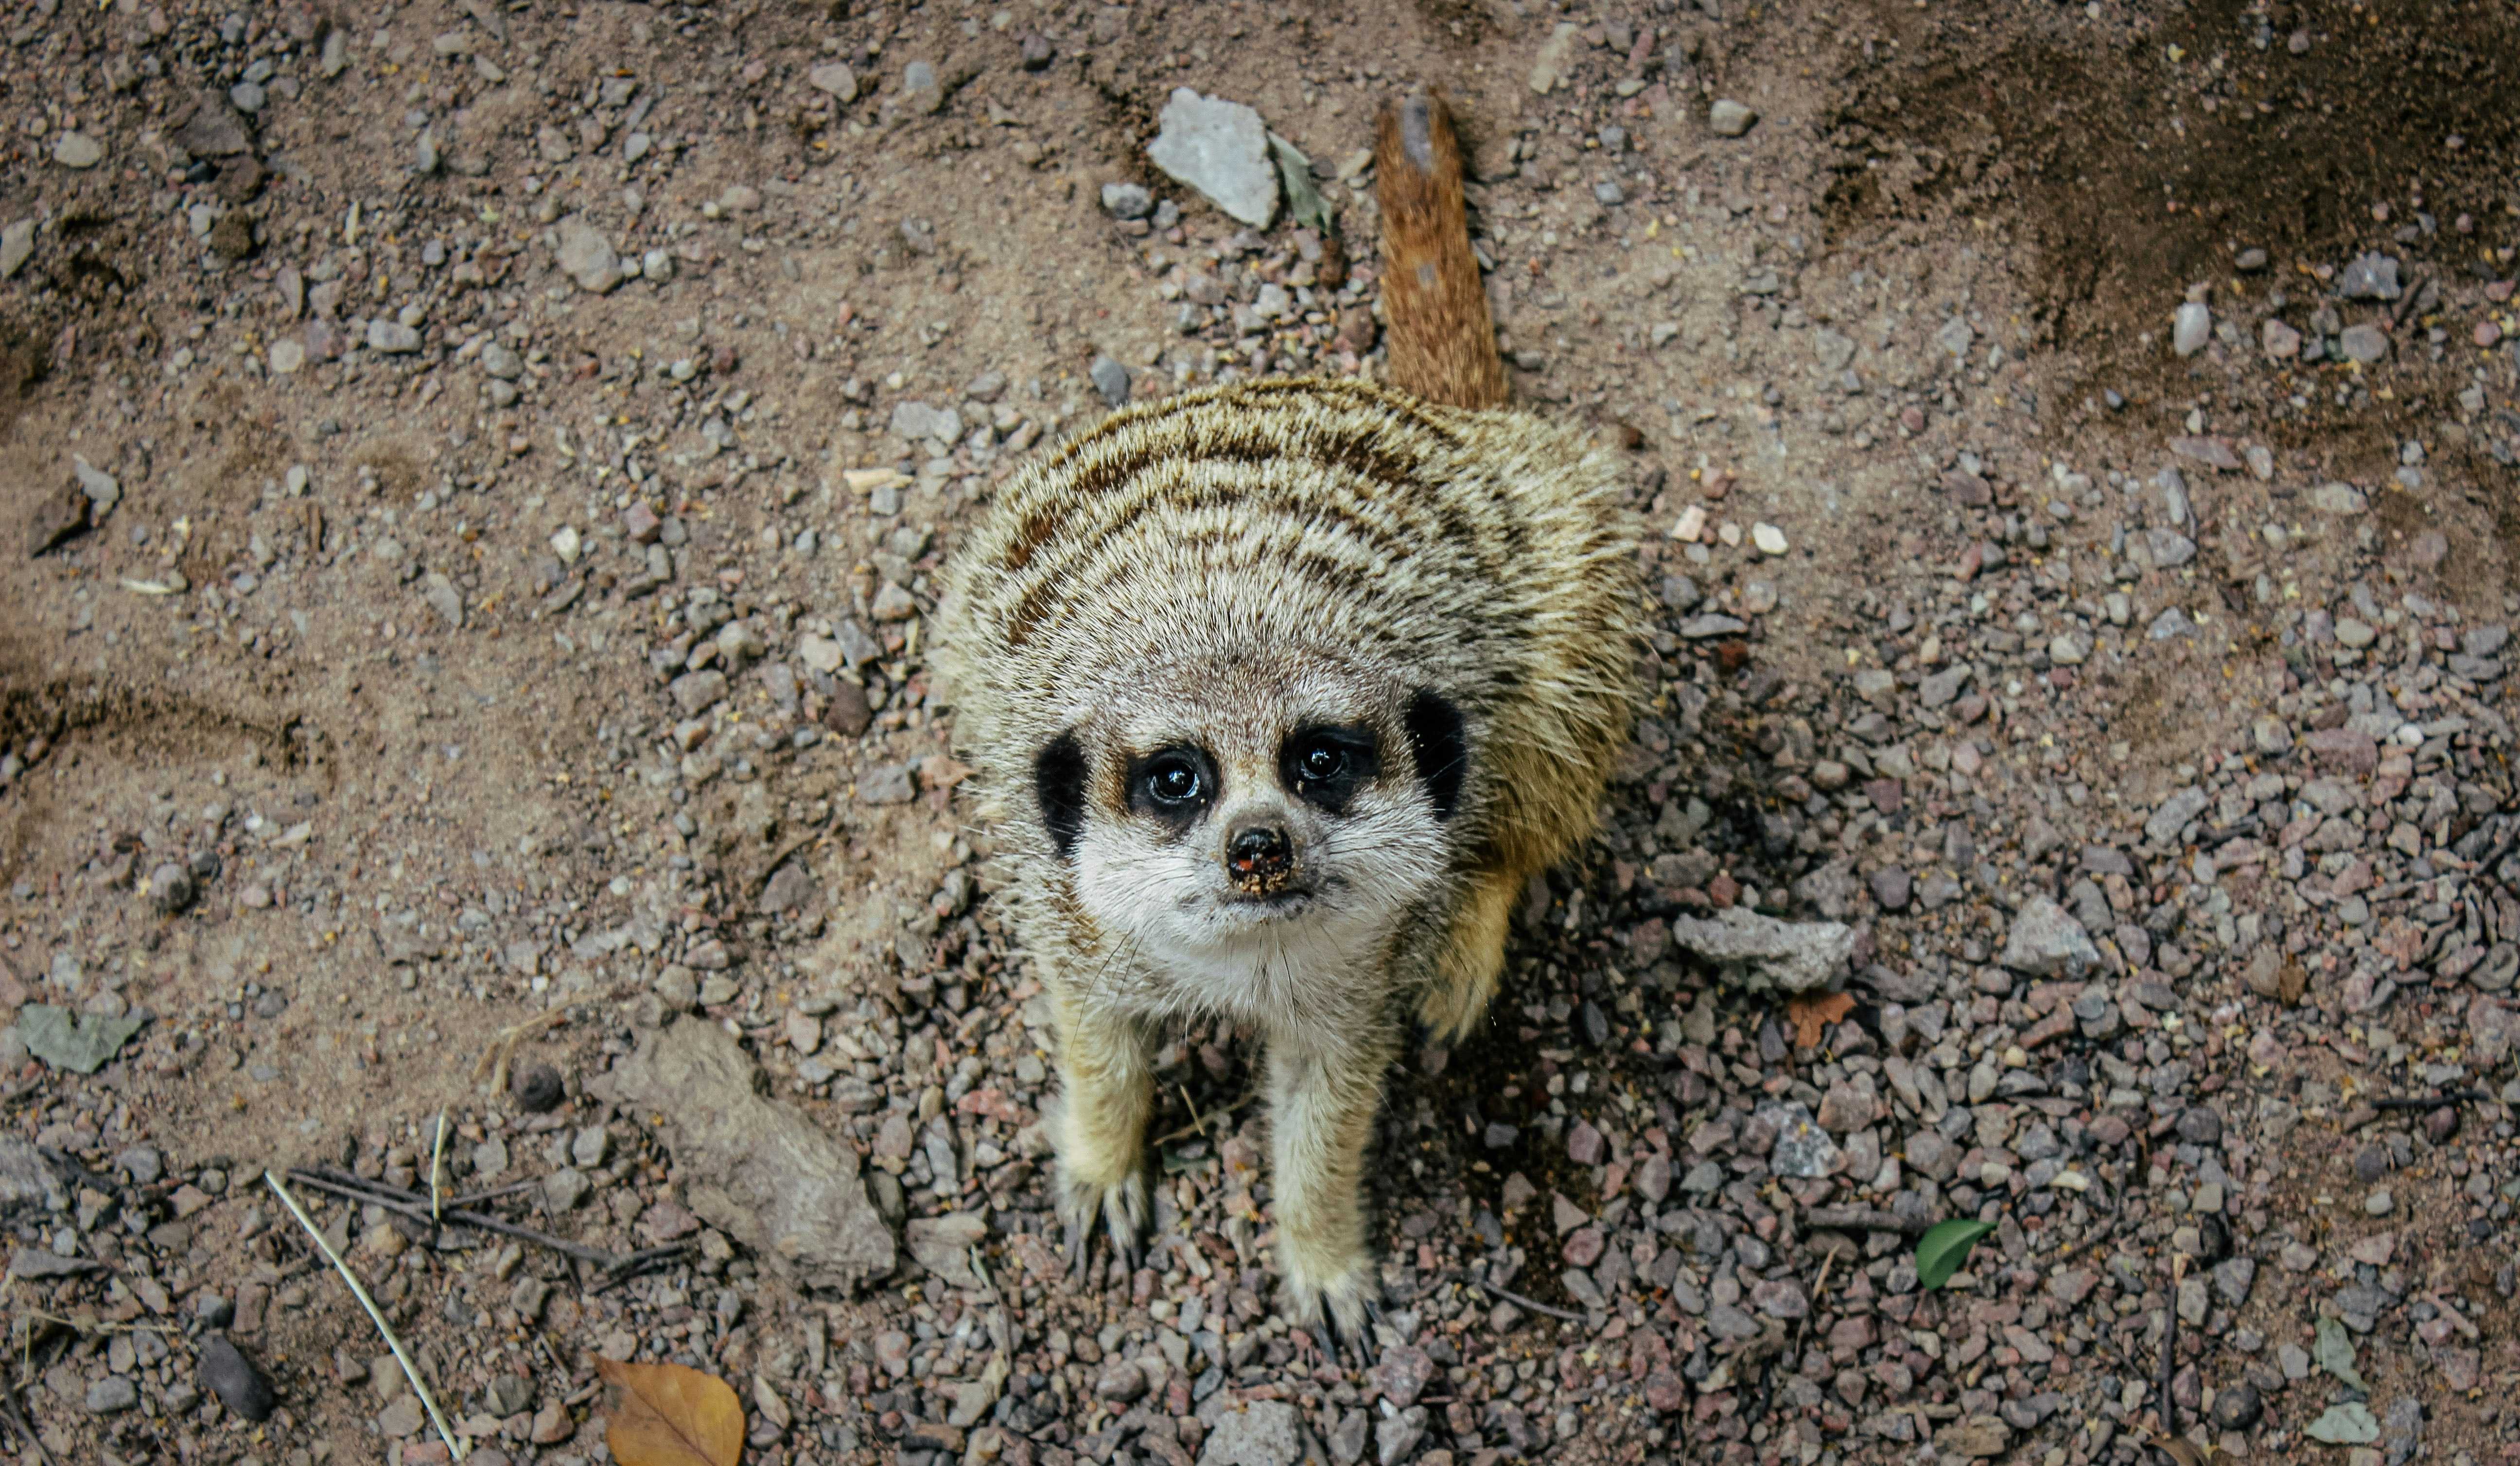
left=2155, top=1254, right=2184, bottom=1436
left=2371, top=1090, right=2488, bottom=1111
left=430, top=1109, right=450, bottom=1226
left=264, top=1170, right=467, bottom=1463
left=1474, top=1278, right=1584, bottom=1322
left=283, top=1169, right=621, bottom=1267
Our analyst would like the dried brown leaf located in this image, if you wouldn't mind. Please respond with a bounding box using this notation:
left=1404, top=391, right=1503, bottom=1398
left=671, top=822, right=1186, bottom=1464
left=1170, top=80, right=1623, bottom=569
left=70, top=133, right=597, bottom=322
left=598, top=1357, right=744, bottom=1466
left=1785, top=990, right=1855, bottom=1049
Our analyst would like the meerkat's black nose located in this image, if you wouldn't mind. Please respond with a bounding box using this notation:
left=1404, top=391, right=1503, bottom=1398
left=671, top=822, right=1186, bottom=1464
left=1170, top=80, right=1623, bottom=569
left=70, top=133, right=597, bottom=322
left=1226, top=824, right=1292, bottom=878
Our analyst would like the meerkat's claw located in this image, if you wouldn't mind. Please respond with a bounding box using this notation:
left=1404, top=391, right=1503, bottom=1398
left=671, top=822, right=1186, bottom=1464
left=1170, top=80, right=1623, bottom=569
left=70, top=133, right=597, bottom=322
left=1063, top=1218, right=1091, bottom=1282
left=1310, top=1322, right=1342, bottom=1371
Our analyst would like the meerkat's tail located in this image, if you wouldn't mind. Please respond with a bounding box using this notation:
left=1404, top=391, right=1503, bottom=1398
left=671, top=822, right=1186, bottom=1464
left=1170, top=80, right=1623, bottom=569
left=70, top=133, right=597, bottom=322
left=1374, top=91, right=1507, bottom=411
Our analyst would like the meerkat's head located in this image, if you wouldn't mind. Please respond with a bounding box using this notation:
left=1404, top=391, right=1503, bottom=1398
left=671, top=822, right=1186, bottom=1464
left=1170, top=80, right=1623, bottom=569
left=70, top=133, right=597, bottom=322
left=1032, top=654, right=1465, bottom=1004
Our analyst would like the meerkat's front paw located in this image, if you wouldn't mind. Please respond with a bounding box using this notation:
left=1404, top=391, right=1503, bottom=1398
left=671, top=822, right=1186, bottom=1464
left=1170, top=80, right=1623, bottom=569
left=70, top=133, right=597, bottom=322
left=1278, top=1245, right=1381, bottom=1365
left=1050, top=1094, right=1149, bottom=1274
left=1415, top=966, right=1497, bottom=1047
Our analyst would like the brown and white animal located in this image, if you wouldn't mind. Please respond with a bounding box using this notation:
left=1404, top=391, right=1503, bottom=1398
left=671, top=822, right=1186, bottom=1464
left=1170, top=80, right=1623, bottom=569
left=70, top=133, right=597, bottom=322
left=938, top=93, right=1640, bottom=1349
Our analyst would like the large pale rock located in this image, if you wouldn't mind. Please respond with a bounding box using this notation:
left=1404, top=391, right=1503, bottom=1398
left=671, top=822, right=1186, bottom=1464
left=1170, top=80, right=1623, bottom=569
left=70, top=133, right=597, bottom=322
left=601, top=1018, right=895, bottom=1291
left=1147, top=89, right=1277, bottom=228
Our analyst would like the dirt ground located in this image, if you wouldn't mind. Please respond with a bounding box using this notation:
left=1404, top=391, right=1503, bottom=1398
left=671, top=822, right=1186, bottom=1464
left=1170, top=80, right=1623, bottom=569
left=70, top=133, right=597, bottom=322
left=2, top=2, right=2518, bottom=1466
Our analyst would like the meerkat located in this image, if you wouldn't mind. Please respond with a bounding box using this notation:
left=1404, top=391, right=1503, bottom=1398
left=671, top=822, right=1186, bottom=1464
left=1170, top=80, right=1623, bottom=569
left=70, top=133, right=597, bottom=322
left=937, top=92, right=1641, bottom=1350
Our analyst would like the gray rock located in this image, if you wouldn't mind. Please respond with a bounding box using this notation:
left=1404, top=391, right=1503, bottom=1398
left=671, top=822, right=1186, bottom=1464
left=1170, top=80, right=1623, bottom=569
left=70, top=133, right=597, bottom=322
left=2462, top=626, right=2510, bottom=658
left=1677, top=613, right=1748, bottom=639
left=2157, top=465, right=2190, bottom=525
left=2172, top=301, right=2211, bottom=356
left=2310, top=482, right=2367, bottom=514
left=71, top=457, right=121, bottom=515
left=173, top=99, right=251, bottom=157
left=1101, top=182, right=1154, bottom=220
left=1667, top=907, right=1854, bottom=994
left=480, top=342, right=523, bottom=380
left=53, top=132, right=105, bottom=169
left=85, top=1376, right=138, bottom=1414
left=366, top=320, right=421, bottom=354
left=905, top=1212, right=987, bottom=1287
left=2145, top=528, right=2196, bottom=567
left=603, top=1019, right=895, bottom=1292
left=1759, top=1101, right=1838, bottom=1178
left=807, top=63, right=858, bottom=102
left=2148, top=608, right=2197, bottom=641
left=1592, top=180, right=1625, bottom=206
left=670, top=669, right=728, bottom=716
left=472, top=1136, right=509, bottom=1180
left=1375, top=1407, right=1428, bottom=1466
left=1709, top=99, right=1758, bottom=137
left=2209, top=1383, right=2261, bottom=1431
left=229, top=82, right=266, bottom=113
left=1202, top=1399, right=1302, bottom=1466
left=859, top=762, right=918, bottom=805
left=543, top=1166, right=590, bottom=1211
left=572, top=1125, right=612, bottom=1169
left=148, top=862, right=195, bottom=914
left=1089, top=354, right=1131, bottom=408
left=556, top=215, right=622, bottom=294
left=115, top=1147, right=162, bottom=1185
left=1869, top=868, right=1911, bottom=910
left=1999, top=896, right=2100, bottom=979
left=1147, top=89, right=1278, bottom=228
left=2339, top=323, right=2389, bottom=363
left=2145, top=786, right=2208, bottom=845
left=1919, top=663, right=1973, bottom=708
left=1328, top=1409, right=1370, bottom=1466
left=888, top=401, right=962, bottom=443
left=2338, top=252, right=2402, bottom=300
left=1528, top=22, right=1579, bottom=92
left=198, top=1335, right=275, bottom=1422
left=0, top=218, right=34, bottom=279
left=903, top=59, right=945, bottom=114
left=1935, top=315, right=1975, bottom=357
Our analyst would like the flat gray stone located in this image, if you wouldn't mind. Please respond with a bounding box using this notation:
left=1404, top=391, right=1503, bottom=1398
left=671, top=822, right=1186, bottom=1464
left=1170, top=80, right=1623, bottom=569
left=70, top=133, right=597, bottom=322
left=1709, top=99, right=1758, bottom=137
left=1677, top=613, right=1747, bottom=639
left=173, top=99, right=250, bottom=157
left=1202, top=1399, right=1302, bottom=1466
left=2000, top=896, right=2100, bottom=979
left=1760, top=1101, right=1838, bottom=1179
left=2310, top=482, right=2367, bottom=514
left=2145, top=785, right=2208, bottom=845
left=2339, top=323, right=2389, bottom=363
left=71, top=457, right=120, bottom=515
left=556, top=215, right=622, bottom=294
left=366, top=320, right=421, bottom=353
left=1101, top=182, right=1153, bottom=220
left=1147, top=89, right=1278, bottom=229
left=807, top=63, right=858, bottom=101
left=1919, top=662, right=1972, bottom=708
left=2172, top=301, right=2211, bottom=357
left=601, top=1018, right=895, bottom=1291
left=888, top=401, right=962, bottom=443
left=858, top=762, right=918, bottom=805
left=1667, top=907, right=1854, bottom=994
left=84, top=1376, right=138, bottom=1414
left=1089, top=354, right=1131, bottom=408
left=53, top=132, right=104, bottom=169
left=0, top=219, right=34, bottom=279
left=2338, top=252, right=2401, bottom=300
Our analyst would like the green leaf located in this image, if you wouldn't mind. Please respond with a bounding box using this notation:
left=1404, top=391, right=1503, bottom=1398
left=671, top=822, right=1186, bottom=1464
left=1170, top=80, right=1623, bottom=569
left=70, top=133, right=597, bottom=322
left=1266, top=133, right=1335, bottom=235
left=2312, top=1316, right=2368, bottom=1390
left=1914, top=1218, right=1996, bottom=1291
left=19, top=1004, right=146, bottom=1075
left=2303, top=1402, right=2380, bottom=1445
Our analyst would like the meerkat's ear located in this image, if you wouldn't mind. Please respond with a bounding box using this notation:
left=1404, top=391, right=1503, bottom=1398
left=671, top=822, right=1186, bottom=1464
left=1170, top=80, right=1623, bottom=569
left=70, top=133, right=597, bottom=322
left=1035, top=733, right=1089, bottom=859
left=1405, top=691, right=1467, bottom=821
left=1375, top=90, right=1506, bottom=410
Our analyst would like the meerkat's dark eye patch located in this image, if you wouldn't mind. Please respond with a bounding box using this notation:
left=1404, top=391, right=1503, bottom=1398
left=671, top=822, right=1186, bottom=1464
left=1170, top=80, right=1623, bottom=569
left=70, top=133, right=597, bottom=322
left=1035, top=733, right=1089, bottom=860
left=1279, top=725, right=1381, bottom=811
left=1126, top=745, right=1217, bottom=831
left=1404, top=690, right=1467, bottom=820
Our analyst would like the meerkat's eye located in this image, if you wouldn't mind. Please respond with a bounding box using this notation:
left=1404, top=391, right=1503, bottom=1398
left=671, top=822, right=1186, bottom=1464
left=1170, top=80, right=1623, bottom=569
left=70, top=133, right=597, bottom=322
left=1280, top=726, right=1380, bottom=811
left=1146, top=757, right=1203, bottom=804
left=1127, top=746, right=1217, bottom=826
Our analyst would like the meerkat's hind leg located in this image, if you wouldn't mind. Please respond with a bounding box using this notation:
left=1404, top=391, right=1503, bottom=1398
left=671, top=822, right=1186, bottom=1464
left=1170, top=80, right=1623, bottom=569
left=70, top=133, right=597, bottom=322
left=1418, top=865, right=1526, bottom=1045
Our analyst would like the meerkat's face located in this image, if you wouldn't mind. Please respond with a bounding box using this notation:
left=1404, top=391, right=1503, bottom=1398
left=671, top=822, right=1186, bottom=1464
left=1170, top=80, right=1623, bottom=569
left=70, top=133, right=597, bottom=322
left=1034, top=660, right=1465, bottom=997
